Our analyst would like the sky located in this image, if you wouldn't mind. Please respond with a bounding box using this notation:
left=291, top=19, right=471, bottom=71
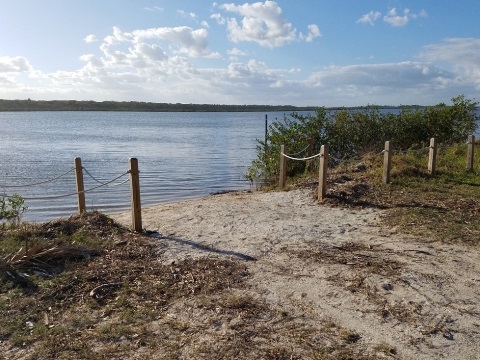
left=1, top=0, right=480, bottom=107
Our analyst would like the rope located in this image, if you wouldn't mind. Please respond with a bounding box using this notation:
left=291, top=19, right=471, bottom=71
left=0, top=167, right=75, bottom=188
left=366, top=149, right=386, bottom=160
left=109, top=177, right=131, bottom=187
left=3, top=171, right=130, bottom=201
left=285, top=143, right=311, bottom=157
left=82, top=166, right=129, bottom=187
left=282, top=152, right=322, bottom=161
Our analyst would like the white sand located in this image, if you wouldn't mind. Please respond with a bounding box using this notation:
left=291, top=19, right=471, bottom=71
left=112, top=188, right=480, bottom=359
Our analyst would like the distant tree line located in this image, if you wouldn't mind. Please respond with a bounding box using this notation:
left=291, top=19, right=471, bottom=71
left=0, top=99, right=319, bottom=112
left=0, top=99, right=421, bottom=113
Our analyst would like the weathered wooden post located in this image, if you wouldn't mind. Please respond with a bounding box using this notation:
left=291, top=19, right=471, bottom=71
left=129, top=158, right=142, bottom=232
left=318, top=145, right=328, bottom=202
left=279, top=145, right=287, bottom=189
left=428, top=137, right=437, bottom=175
left=467, top=134, right=475, bottom=172
left=383, top=141, right=392, bottom=184
left=74, top=157, right=86, bottom=214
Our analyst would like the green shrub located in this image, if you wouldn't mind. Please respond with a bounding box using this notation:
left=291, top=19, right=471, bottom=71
left=247, top=95, right=478, bottom=183
left=0, top=194, right=28, bottom=228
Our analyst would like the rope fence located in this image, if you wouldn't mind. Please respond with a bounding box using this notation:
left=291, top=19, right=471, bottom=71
left=279, top=134, right=476, bottom=202
left=0, top=157, right=143, bottom=232
left=0, top=167, right=75, bottom=189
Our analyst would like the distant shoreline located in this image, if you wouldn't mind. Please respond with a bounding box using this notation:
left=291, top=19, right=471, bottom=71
left=0, top=99, right=422, bottom=112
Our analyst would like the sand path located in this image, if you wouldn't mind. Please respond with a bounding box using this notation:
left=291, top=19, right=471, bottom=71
left=112, top=188, right=480, bottom=359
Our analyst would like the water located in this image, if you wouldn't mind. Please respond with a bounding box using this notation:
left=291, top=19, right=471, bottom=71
left=0, top=111, right=283, bottom=222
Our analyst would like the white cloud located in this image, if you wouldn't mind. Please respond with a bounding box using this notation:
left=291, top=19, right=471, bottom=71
left=144, top=6, right=163, bottom=12
left=100, top=26, right=219, bottom=59
left=219, top=1, right=297, bottom=48
left=358, top=8, right=427, bottom=27
left=302, top=24, right=321, bottom=42
left=383, top=8, right=426, bottom=27
left=420, top=38, right=480, bottom=87
left=178, top=10, right=197, bottom=20
left=227, top=48, right=247, bottom=56
left=383, top=8, right=410, bottom=27
left=357, top=11, right=381, bottom=26
left=0, top=56, right=32, bottom=73
left=83, top=34, right=98, bottom=43
left=307, top=62, right=450, bottom=88
left=211, top=13, right=226, bottom=25
left=411, top=9, right=428, bottom=20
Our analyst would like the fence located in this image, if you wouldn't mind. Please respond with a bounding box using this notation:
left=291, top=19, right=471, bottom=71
left=0, top=157, right=143, bottom=232
left=279, top=135, right=476, bottom=201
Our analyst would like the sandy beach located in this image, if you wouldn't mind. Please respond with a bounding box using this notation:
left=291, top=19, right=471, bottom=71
left=112, top=188, right=480, bottom=359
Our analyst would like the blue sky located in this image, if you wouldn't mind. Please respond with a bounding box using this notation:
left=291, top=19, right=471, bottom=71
left=1, top=0, right=479, bottom=106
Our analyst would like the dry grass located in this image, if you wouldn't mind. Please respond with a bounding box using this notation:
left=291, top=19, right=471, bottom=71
left=0, top=213, right=389, bottom=359
left=300, top=144, right=480, bottom=245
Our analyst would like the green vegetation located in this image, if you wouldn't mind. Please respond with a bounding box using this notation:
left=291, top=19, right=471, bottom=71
left=0, top=194, right=28, bottom=229
left=248, top=95, right=478, bottom=182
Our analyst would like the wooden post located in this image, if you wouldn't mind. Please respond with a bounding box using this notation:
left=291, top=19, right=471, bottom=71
left=383, top=141, right=392, bottom=184
left=74, top=157, right=86, bottom=214
left=467, top=134, right=475, bottom=172
left=318, top=145, right=328, bottom=202
left=129, top=158, right=142, bottom=232
left=279, top=145, right=287, bottom=189
left=428, top=137, right=437, bottom=175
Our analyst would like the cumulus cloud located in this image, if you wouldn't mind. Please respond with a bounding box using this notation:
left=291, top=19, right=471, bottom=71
left=218, top=1, right=296, bottom=48
left=0, top=56, right=32, bottom=73
left=383, top=8, right=410, bottom=27
left=215, top=1, right=319, bottom=47
left=48, top=24, right=222, bottom=98
left=357, top=11, right=381, bottom=26
left=300, top=24, right=321, bottom=42
left=83, top=34, right=98, bottom=43
left=211, top=13, right=226, bottom=25
left=98, top=25, right=220, bottom=61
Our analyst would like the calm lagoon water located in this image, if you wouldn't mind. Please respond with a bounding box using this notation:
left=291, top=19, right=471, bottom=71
left=0, top=111, right=288, bottom=222
left=1, top=110, right=479, bottom=222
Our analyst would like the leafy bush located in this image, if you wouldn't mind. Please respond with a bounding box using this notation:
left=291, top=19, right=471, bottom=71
left=247, top=95, right=479, bottom=183
left=0, top=194, right=28, bottom=228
